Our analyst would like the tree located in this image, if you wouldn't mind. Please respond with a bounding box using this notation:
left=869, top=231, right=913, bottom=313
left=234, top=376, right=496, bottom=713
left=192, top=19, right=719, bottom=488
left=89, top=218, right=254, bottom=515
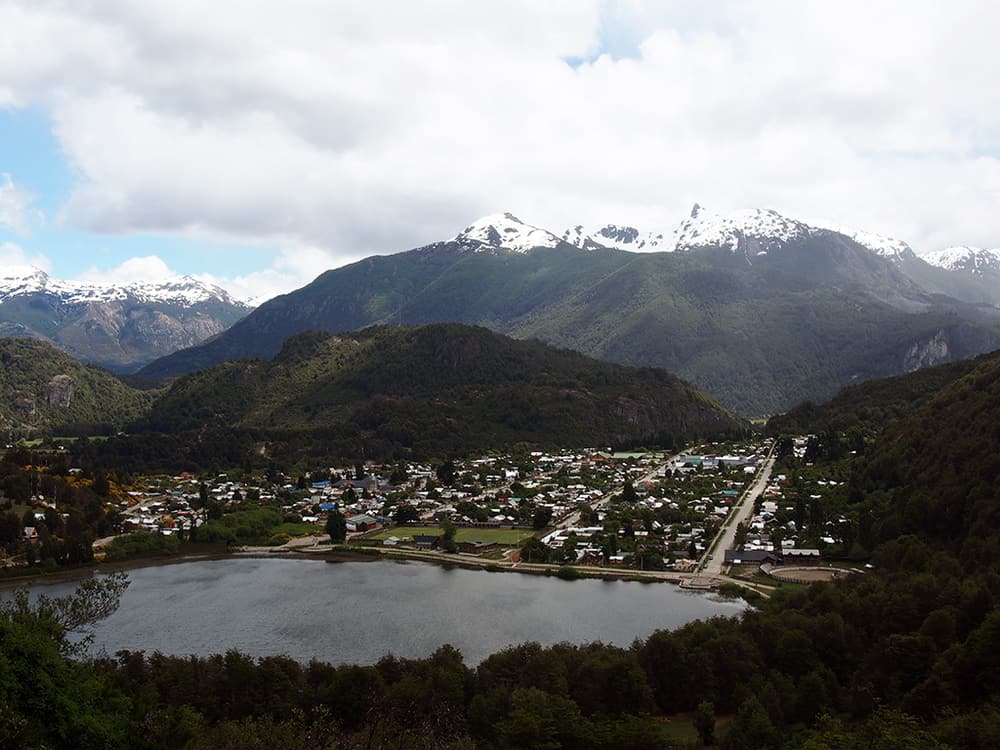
left=0, top=572, right=132, bottom=747
left=389, top=464, right=408, bottom=485
left=198, top=482, right=209, bottom=509
left=91, top=469, right=110, bottom=497
left=520, top=537, right=550, bottom=564
left=734, top=521, right=748, bottom=548
left=325, top=510, right=347, bottom=543
left=532, top=506, right=553, bottom=530
left=393, top=504, right=420, bottom=525
left=694, top=701, right=716, bottom=746
left=441, top=520, right=457, bottom=553
left=621, top=481, right=638, bottom=503
left=435, top=459, right=456, bottom=487
left=721, top=697, right=778, bottom=750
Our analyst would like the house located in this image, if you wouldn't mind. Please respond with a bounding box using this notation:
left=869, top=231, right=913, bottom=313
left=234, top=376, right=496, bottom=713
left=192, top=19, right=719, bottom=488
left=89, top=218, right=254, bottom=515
left=22, top=526, right=38, bottom=542
left=346, top=514, right=380, bottom=533
left=412, top=534, right=440, bottom=550
left=723, top=549, right=779, bottom=565
left=457, top=540, right=498, bottom=555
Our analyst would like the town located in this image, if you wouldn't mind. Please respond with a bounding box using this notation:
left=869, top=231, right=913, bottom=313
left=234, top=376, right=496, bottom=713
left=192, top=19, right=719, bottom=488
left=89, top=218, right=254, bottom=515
left=2, top=436, right=860, bottom=589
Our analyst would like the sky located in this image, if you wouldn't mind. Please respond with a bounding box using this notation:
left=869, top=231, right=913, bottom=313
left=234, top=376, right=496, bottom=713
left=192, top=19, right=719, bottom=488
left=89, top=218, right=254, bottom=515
left=1, top=0, right=999, bottom=302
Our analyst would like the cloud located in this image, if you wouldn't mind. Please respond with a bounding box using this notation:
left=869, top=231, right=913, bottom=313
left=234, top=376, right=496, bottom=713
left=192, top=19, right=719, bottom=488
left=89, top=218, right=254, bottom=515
left=0, top=240, right=51, bottom=275
left=196, top=246, right=360, bottom=305
left=75, top=255, right=177, bottom=284
left=0, top=0, right=999, bottom=259
left=0, top=174, right=40, bottom=234
left=73, top=249, right=340, bottom=304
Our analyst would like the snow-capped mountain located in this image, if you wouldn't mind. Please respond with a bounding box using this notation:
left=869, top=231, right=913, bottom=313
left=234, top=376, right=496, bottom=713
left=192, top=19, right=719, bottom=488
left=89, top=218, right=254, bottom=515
left=671, top=204, right=812, bottom=254
left=453, top=205, right=816, bottom=256
left=0, top=268, right=248, bottom=308
left=0, top=269, right=251, bottom=372
left=561, top=223, right=668, bottom=252
left=446, top=208, right=1000, bottom=309
left=832, top=229, right=917, bottom=262
left=922, top=246, right=1000, bottom=276
left=452, top=213, right=564, bottom=253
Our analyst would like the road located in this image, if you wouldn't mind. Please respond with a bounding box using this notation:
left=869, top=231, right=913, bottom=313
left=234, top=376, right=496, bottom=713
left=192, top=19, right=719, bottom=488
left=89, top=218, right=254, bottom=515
left=698, top=445, right=775, bottom=578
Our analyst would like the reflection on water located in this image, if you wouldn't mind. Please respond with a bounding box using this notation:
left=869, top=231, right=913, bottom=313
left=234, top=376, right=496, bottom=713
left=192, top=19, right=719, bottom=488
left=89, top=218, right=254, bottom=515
left=21, top=558, right=745, bottom=664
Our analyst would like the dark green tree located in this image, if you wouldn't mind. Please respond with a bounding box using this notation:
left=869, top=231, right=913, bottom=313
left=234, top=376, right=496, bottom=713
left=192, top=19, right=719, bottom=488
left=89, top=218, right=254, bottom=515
left=532, top=506, right=553, bottom=530
left=693, top=700, right=716, bottom=746
left=325, top=510, right=347, bottom=543
left=621, top=481, right=638, bottom=503
left=441, top=520, right=457, bottom=553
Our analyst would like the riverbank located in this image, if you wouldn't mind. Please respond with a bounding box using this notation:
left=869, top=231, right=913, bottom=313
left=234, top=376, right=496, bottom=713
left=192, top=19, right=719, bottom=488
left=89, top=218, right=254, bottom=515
left=1, top=538, right=770, bottom=602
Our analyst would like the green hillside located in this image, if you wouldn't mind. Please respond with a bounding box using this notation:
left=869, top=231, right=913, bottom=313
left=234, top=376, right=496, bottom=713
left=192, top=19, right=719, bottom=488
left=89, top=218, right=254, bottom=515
left=0, top=338, right=155, bottom=436
left=765, top=351, right=995, bottom=436
left=860, top=350, right=1000, bottom=545
left=134, top=324, right=746, bottom=464
left=139, top=241, right=1000, bottom=416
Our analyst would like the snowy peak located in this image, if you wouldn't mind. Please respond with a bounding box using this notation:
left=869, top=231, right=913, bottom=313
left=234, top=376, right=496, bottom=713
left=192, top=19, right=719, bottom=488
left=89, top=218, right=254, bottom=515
left=0, top=267, right=250, bottom=309
left=671, top=205, right=812, bottom=253
left=561, top=223, right=668, bottom=252
left=816, top=225, right=916, bottom=262
left=922, top=246, right=1000, bottom=275
left=452, top=213, right=564, bottom=253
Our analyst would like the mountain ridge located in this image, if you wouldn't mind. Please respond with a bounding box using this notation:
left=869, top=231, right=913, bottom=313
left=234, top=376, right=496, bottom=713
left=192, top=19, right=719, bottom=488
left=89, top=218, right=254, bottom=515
left=0, top=268, right=251, bottom=372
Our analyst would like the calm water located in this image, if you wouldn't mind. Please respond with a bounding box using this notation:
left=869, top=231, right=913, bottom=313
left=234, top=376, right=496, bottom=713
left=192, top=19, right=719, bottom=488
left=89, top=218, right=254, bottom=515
left=19, top=558, right=744, bottom=664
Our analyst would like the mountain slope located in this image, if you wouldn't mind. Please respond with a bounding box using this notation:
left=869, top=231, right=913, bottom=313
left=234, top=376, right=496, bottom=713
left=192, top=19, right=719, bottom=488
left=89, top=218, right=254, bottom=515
left=0, top=269, right=250, bottom=372
left=137, top=324, right=745, bottom=460
left=0, top=338, right=154, bottom=436
left=765, top=351, right=991, bottom=436
left=141, top=219, right=1000, bottom=415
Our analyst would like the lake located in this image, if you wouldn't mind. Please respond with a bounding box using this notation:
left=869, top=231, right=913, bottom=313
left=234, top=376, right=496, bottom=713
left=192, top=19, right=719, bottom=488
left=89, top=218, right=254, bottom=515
left=19, top=557, right=745, bottom=665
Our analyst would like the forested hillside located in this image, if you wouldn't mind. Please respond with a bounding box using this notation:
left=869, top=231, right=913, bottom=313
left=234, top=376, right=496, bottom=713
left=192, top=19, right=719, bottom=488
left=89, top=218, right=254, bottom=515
left=120, top=324, right=744, bottom=470
left=0, top=338, right=154, bottom=437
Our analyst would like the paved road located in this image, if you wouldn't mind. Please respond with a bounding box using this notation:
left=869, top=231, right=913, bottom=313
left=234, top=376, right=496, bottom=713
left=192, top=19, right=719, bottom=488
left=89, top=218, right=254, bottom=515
left=699, top=446, right=775, bottom=578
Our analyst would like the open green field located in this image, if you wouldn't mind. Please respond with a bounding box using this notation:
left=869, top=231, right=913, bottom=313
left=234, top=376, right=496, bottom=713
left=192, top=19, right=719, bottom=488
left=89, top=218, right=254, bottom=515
left=367, top=526, right=535, bottom=545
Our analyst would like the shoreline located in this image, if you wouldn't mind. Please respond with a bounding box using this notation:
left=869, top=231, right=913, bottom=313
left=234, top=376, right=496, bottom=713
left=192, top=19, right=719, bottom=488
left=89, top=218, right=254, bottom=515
left=0, top=543, right=764, bottom=601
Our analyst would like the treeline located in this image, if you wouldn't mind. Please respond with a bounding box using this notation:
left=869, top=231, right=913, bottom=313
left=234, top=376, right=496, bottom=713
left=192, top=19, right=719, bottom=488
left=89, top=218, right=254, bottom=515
left=6, top=545, right=997, bottom=749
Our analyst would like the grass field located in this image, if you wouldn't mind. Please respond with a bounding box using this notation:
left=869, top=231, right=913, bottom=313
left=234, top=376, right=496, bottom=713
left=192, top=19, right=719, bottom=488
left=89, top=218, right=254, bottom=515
left=367, top=526, right=535, bottom=545
left=271, top=522, right=322, bottom=538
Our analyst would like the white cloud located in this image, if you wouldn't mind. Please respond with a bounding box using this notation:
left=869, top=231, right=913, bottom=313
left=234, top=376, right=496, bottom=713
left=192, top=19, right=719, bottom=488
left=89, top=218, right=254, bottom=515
left=72, top=249, right=341, bottom=304
left=75, top=255, right=177, bottom=284
left=0, top=240, right=51, bottom=275
left=0, top=174, right=40, bottom=234
left=196, top=247, right=360, bottom=305
left=0, top=0, right=998, bottom=260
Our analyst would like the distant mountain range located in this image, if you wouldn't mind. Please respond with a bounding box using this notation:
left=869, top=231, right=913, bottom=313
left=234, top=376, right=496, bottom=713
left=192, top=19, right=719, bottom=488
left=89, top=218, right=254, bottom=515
left=137, top=206, right=1000, bottom=416
left=0, top=269, right=251, bottom=372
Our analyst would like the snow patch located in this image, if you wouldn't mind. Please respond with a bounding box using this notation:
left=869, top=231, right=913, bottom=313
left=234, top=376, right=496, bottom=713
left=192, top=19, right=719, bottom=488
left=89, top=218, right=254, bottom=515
left=922, top=246, right=1000, bottom=275
left=0, top=267, right=250, bottom=308
left=560, top=223, right=668, bottom=252
left=671, top=204, right=812, bottom=253
left=452, top=213, right=563, bottom=253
